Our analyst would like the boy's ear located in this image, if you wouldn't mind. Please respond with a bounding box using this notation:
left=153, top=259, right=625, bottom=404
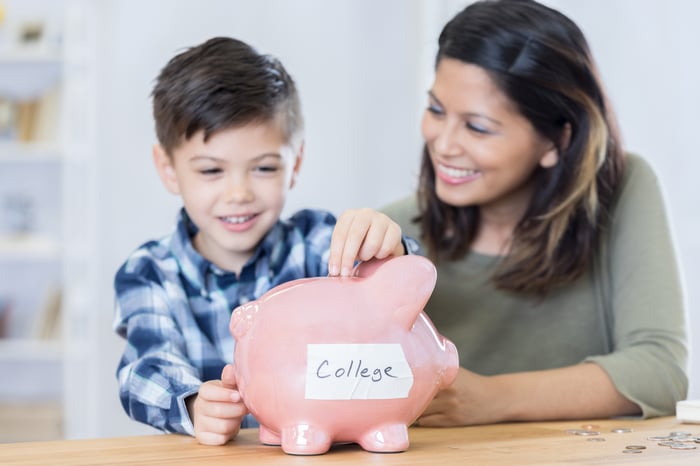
left=152, top=144, right=180, bottom=195
left=289, top=141, right=304, bottom=189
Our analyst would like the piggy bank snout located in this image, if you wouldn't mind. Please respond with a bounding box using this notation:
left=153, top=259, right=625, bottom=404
left=230, top=303, right=258, bottom=339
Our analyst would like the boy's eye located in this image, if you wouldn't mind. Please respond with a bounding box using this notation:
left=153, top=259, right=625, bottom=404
left=199, top=167, right=222, bottom=175
left=254, top=165, right=280, bottom=174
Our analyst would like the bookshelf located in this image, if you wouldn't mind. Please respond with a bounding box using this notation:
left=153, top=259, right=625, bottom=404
left=0, top=52, right=61, bottom=100
left=0, top=234, right=61, bottom=260
left=0, top=0, right=69, bottom=442
left=0, top=141, right=62, bottom=161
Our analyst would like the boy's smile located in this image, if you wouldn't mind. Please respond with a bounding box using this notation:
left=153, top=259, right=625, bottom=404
left=153, top=121, right=302, bottom=274
left=219, top=213, right=258, bottom=232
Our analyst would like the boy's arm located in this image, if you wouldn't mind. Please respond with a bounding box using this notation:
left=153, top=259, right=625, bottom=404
left=113, top=264, right=202, bottom=436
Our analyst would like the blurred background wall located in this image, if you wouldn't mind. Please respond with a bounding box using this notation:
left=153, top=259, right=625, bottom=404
left=0, top=0, right=697, bottom=439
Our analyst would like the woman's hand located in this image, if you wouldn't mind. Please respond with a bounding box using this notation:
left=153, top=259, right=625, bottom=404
left=416, top=367, right=504, bottom=427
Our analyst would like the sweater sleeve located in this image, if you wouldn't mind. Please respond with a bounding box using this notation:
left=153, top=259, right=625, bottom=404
left=585, top=155, right=688, bottom=416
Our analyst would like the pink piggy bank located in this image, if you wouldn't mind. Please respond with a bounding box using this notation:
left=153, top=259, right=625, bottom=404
left=229, top=255, right=459, bottom=455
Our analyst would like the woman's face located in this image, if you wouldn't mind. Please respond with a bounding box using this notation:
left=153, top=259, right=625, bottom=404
left=422, top=58, right=557, bottom=220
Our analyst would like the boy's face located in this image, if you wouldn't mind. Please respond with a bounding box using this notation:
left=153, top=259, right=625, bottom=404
left=153, top=121, right=302, bottom=273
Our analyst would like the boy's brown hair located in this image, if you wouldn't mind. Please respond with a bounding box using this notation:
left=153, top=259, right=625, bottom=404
left=152, top=37, right=303, bottom=155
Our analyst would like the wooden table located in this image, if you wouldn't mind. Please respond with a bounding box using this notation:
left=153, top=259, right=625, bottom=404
left=1, top=416, right=699, bottom=465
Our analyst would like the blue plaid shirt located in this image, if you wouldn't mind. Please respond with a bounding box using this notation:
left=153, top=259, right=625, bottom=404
left=113, top=208, right=339, bottom=435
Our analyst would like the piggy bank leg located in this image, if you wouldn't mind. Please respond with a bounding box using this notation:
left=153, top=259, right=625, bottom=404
left=280, top=424, right=332, bottom=455
left=358, top=423, right=409, bottom=453
left=258, top=425, right=281, bottom=446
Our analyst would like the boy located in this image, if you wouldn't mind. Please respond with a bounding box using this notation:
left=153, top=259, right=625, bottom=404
left=113, top=37, right=414, bottom=446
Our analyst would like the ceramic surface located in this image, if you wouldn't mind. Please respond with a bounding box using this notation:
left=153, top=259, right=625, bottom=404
left=230, top=255, right=459, bottom=455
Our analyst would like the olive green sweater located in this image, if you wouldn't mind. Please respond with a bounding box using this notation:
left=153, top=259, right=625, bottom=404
left=382, top=154, right=687, bottom=417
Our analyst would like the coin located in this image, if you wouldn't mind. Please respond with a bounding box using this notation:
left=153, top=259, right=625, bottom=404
left=670, top=444, right=697, bottom=450
left=611, top=427, right=633, bottom=433
left=625, top=445, right=646, bottom=450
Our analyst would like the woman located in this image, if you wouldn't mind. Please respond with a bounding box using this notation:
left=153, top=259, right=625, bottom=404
left=383, top=0, right=687, bottom=426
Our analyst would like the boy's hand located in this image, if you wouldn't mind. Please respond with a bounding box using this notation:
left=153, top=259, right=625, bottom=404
left=329, top=208, right=404, bottom=276
left=187, top=364, right=248, bottom=445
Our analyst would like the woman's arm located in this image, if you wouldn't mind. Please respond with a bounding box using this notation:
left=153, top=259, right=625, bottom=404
left=417, top=364, right=639, bottom=426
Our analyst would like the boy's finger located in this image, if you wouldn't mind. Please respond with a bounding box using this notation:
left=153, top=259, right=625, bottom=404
left=221, top=363, right=237, bottom=389
left=199, top=399, right=247, bottom=420
left=356, top=221, right=387, bottom=262
left=381, top=224, right=403, bottom=258
left=329, top=212, right=353, bottom=276
left=199, top=382, right=237, bottom=402
left=196, top=430, right=232, bottom=446
left=339, top=216, right=371, bottom=275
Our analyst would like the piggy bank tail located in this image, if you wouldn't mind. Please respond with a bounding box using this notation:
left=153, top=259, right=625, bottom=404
left=441, top=339, right=460, bottom=389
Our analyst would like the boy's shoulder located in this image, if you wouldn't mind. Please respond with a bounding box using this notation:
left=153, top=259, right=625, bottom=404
left=265, top=208, right=337, bottom=261
left=115, top=234, right=179, bottom=284
left=281, top=208, right=337, bottom=234
left=115, top=210, right=191, bottom=284
left=258, top=209, right=337, bottom=279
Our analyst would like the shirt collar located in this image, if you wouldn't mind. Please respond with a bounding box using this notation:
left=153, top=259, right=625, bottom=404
left=169, top=207, right=286, bottom=288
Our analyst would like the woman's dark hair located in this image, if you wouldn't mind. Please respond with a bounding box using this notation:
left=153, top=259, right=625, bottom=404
left=152, top=37, right=303, bottom=155
left=417, top=0, right=625, bottom=294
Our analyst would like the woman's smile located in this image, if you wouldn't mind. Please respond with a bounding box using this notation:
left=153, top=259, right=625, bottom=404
left=436, top=162, right=481, bottom=185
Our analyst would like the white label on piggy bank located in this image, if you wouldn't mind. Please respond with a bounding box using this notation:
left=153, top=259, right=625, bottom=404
left=305, top=344, right=414, bottom=400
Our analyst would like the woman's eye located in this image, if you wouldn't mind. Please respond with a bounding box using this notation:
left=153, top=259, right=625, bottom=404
left=426, top=105, right=444, bottom=116
left=466, top=122, right=490, bottom=134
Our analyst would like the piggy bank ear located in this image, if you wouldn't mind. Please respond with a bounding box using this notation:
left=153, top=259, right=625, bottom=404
left=230, top=303, right=257, bottom=339
left=362, top=256, right=437, bottom=330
